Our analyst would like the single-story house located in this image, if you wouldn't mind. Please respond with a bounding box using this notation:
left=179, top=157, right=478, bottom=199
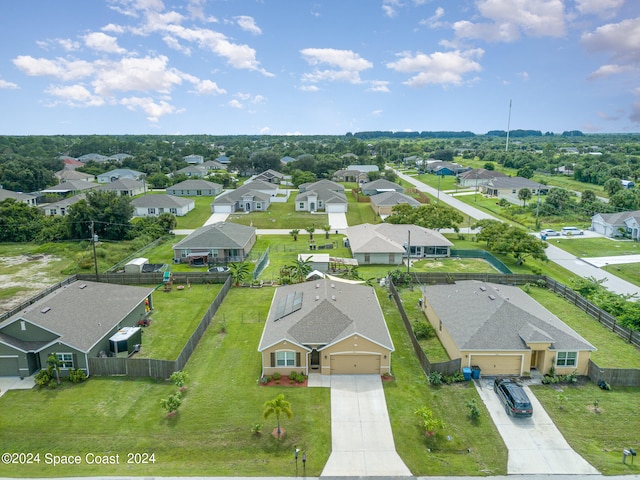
left=369, top=191, right=421, bottom=217
left=347, top=164, right=379, bottom=174
left=0, top=280, right=154, bottom=377
left=55, top=170, right=94, bottom=183
left=426, top=161, right=471, bottom=176
left=175, top=166, right=207, bottom=178
left=295, top=179, right=347, bottom=213
left=591, top=210, right=640, bottom=240
left=621, top=180, right=635, bottom=189
left=215, top=155, right=230, bottom=164
left=41, top=180, right=98, bottom=197
left=201, top=160, right=227, bottom=171
left=0, top=188, right=39, bottom=206
left=253, top=169, right=286, bottom=184
left=420, top=281, right=596, bottom=376
left=280, top=156, right=296, bottom=166
left=360, top=179, right=403, bottom=196
left=167, top=180, right=223, bottom=196
left=78, top=153, right=108, bottom=163
left=105, top=153, right=133, bottom=162
left=183, top=154, right=204, bottom=164
left=483, top=177, right=549, bottom=197
left=258, top=279, right=394, bottom=376
left=97, top=179, right=146, bottom=197
left=211, top=179, right=278, bottom=213
left=346, top=223, right=453, bottom=265
left=457, top=169, right=508, bottom=188
left=130, top=194, right=195, bottom=217
left=41, top=194, right=86, bottom=216
left=172, top=222, right=257, bottom=265
left=97, top=169, right=144, bottom=184
left=61, top=157, right=84, bottom=170
left=332, top=169, right=369, bottom=184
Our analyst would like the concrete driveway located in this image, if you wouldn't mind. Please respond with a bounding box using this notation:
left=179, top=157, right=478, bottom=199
left=320, top=374, right=411, bottom=477
left=474, top=378, right=599, bottom=475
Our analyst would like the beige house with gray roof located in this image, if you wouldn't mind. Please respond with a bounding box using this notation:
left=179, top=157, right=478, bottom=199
left=131, top=194, right=195, bottom=217
left=258, top=279, right=394, bottom=376
left=369, top=191, right=421, bottom=218
left=172, top=222, right=256, bottom=265
left=420, top=281, right=595, bottom=376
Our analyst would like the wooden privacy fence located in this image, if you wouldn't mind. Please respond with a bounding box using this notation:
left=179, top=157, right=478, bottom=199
left=588, top=359, right=640, bottom=387
left=88, top=276, right=232, bottom=379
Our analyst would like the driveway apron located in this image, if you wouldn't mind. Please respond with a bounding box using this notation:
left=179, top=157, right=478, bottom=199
left=475, top=378, right=599, bottom=475
left=321, top=374, right=411, bottom=477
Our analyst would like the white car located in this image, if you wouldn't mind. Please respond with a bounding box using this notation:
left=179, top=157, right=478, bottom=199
left=540, top=229, right=560, bottom=237
left=561, top=226, right=584, bottom=236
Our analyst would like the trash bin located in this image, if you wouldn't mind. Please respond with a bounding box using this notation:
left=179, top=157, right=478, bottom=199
left=462, top=367, right=472, bottom=381
left=471, top=365, right=481, bottom=379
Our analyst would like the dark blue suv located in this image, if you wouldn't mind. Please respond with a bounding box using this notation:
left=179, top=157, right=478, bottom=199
left=494, top=378, right=533, bottom=417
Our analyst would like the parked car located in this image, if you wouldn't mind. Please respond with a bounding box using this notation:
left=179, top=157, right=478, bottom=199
left=208, top=266, right=229, bottom=273
left=494, top=378, right=533, bottom=417
left=561, top=226, right=584, bottom=235
left=540, top=229, right=560, bottom=237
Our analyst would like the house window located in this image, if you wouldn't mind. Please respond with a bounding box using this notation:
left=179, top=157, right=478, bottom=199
left=299, top=202, right=305, bottom=209
left=556, top=351, right=577, bottom=367
left=56, top=353, right=74, bottom=369
left=276, top=351, right=296, bottom=367
left=389, top=253, right=395, bottom=263
left=147, top=208, right=156, bottom=215
left=170, top=208, right=177, bottom=214
left=256, top=203, right=262, bottom=210
left=197, top=190, right=202, bottom=195
left=49, top=209, right=57, bottom=215
left=364, top=253, right=370, bottom=264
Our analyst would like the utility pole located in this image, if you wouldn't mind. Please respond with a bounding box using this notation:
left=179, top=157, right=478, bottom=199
left=535, top=187, right=542, bottom=229
left=91, top=221, right=99, bottom=281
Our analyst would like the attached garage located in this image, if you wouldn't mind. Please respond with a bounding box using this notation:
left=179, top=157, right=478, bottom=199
left=326, top=203, right=347, bottom=213
left=0, top=356, right=19, bottom=377
left=468, top=354, right=523, bottom=376
left=212, top=204, right=234, bottom=213
left=330, top=353, right=380, bottom=374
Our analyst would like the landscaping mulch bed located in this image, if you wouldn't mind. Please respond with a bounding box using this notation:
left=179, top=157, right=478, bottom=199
left=260, top=375, right=308, bottom=387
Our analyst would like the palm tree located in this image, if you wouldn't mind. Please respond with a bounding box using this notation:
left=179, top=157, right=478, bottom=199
left=290, top=256, right=312, bottom=283
left=289, top=229, right=300, bottom=241
left=228, top=262, right=250, bottom=287
left=518, top=187, right=532, bottom=206
left=306, top=226, right=315, bottom=241
left=47, top=353, right=61, bottom=385
left=322, top=224, right=331, bottom=239
left=263, top=393, right=293, bottom=437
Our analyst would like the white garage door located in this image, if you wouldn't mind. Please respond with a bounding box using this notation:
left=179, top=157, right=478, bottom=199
left=213, top=205, right=233, bottom=213
left=469, top=355, right=522, bottom=376
left=326, top=204, right=347, bottom=213
left=330, top=354, right=380, bottom=374
left=0, top=356, right=19, bottom=376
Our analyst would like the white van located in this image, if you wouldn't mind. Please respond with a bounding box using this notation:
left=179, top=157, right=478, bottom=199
left=561, top=226, right=584, bottom=236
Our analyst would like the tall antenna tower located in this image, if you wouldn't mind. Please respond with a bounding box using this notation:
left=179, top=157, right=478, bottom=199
left=505, top=99, right=512, bottom=152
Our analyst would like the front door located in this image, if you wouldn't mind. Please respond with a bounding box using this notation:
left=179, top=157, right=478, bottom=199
left=310, top=349, right=320, bottom=370
left=245, top=202, right=251, bottom=211
left=530, top=350, right=538, bottom=369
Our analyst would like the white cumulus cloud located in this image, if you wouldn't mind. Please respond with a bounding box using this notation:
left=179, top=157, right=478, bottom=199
left=300, top=48, right=373, bottom=85
left=0, top=79, right=18, bottom=89
left=387, top=49, right=484, bottom=87
left=235, top=16, right=262, bottom=35
left=84, top=32, right=127, bottom=54
left=120, top=95, right=181, bottom=123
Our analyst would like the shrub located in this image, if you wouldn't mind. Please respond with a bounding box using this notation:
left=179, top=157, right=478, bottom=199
left=466, top=399, right=480, bottom=420
left=273, top=372, right=281, bottom=381
left=34, top=370, right=52, bottom=387
left=427, top=371, right=443, bottom=385
left=170, top=370, right=189, bottom=387
left=251, top=423, right=263, bottom=435
left=68, top=369, right=87, bottom=383
left=413, top=321, right=434, bottom=340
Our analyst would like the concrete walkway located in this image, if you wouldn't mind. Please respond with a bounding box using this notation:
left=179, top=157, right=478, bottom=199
left=0, top=375, right=36, bottom=397
left=318, top=374, right=411, bottom=477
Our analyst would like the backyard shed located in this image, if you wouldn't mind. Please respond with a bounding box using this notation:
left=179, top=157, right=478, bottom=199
left=124, top=257, right=149, bottom=273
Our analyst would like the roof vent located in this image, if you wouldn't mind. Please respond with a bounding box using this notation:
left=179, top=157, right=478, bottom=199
left=315, top=295, right=320, bottom=301
left=41, top=307, right=51, bottom=314
left=331, top=295, right=336, bottom=301
left=331, top=283, right=335, bottom=289
left=78, top=284, right=87, bottom=289
left=479, top=286, right=486, bottom=291
left=315, top=283, right=320, bottom=289
left=488, top=295, right=496, bottom=300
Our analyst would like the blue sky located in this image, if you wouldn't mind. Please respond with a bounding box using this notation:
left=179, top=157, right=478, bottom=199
left=1, top=0, right=639, bottom=135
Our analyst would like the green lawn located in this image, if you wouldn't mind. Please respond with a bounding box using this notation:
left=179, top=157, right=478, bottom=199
left=531, top=383, right=640, bottom=475
left=602, top=262, right=640, bottom=287
left=345, top=191, right=380, bottom=226
left=552, top=237, right=640, bottom=258
left=0, top=288, right=332, bottom=477
left=174, top=196, right=214, bottom=229
left=227, top=200, right=328, bottom=230
left=378, top=288, right=508, bottom=475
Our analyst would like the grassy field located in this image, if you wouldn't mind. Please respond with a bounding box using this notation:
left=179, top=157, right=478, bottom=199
left=552, top=237, right=640, bottom=258
left=345, top=191, right=380, bottom=226
left=531, top=383, right=639, bottom=475
left=227, top=201, right=328, bottom=230
left=602, top=262, right=640, bottom=287
left=174, top=196, right=215, bottom=229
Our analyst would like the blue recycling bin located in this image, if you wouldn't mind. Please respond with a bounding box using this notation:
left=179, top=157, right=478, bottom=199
left=462, top=367, right=472, bottom=381
left=471, top=365, right=481, bottom=379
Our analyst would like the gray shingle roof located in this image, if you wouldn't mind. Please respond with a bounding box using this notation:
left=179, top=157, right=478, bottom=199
left=173, top=222, right=256, bottom=250
left=168, top=179, right=222, bottom=191
left=362, top=179, right=402, bottom=191
left=1, top=281, right=154, bottom=352
left=258, top=279, right=393, bottom=352
left=369, top=191, right=421, bottom=207
left=213, top=180, right=275, bottom=205
left=421, top=281, right=595, bottom=352
left=486, top=177, right=547, bottom=190
left=131, top=194, right=194, bottom=208
left=347, top=223, right=452, bottom=254
left=98, top=179, right=144, bottom=191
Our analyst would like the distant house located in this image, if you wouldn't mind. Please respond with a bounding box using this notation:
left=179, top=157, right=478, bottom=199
left=0, top=188, right=39, bottom=206
left=457, top=168, right=507, bottom=188
left=426, top=161, right=470, bottom=176
left=0, top=280, right=154, bottom=377
left=211, top=179, right=278, bottom=213
left=167, top=180, right=223, bottom=196
left=346, top=223, right=452, bottom=265
left=97, top=169, right=144, bottom=184
left=77, top=153, right=108, bottom=163
left=215, top=155, right=230, bottom=164
left=131, top=194, right=195, bottom=217
left=253, top=169, right=286, bottom=184
left=332, top=169, right=369, bottom=184
left=295, top=179, right=347, bottom=213
left=98, top=179, right=146, bottom=197
left=280, top=156, right=296, bottom=166
left=360, top=179, right=403, bottom=196
left=183, top=154, right=204, bottom=164
left=41, top=180, right=97, bottom=197
left=591, top=210, right=640, bottom=240
left=201, top=160, right=227, bottom=171
left=106, top=153, right=133, bottom=162
left=621, top=180, right=635, bottom=189
left=347, top=164, right=379, bottom=174
left=420, top=281, right=595, bottom=376
left=60, top=157, right=84, bottom=170
left=41, top=194, right=86, bottom=216
left=172, top=222, right=257, bottom=265
left=297, top=253, right=330, bottom=273
left=55, top=170, right=94, bottom=183
left=369, top=191, right=421, bottom=218
left=258, top=279, right=394, bottom=377
left=483, top=177, right=549, bottom=197
left=175, top=166, right=207, bottom=178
